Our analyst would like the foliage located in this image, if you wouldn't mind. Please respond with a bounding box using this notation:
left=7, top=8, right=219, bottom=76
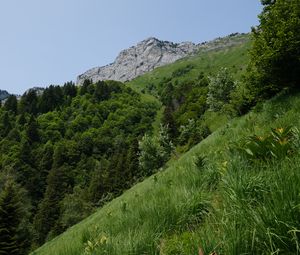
left=193, top=154, right=206, bottom=170
left=0, top=178, right=31, bottom=255
left=207, top=68, right=236, bottom=112
left=235, top=126, right=299, bottom=160
left=4, top=95, right=18, bottom=115
left=178, top=119, right=211, bottom=149
left=138, top=125, right=174, bottom=176
left=0, top=80, right=158, bottom=250
left=59, top=186, right=94, bottom=232
left=30, top=90, right=300, bottom=255
left=246, top=0, right=300, bottom=100
left=171, top=64, right=195, bottom=78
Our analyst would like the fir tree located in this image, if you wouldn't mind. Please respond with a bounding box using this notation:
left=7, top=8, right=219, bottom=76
left=1, top=112, right=12, bottom=138
left=0, top=181, right=22, bottom=255
left=4, top=95, right=18, bottom=115
left=26, top=115, right=39, bottom=144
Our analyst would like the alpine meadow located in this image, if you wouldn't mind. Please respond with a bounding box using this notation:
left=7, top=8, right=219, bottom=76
left=0, top=0, right=300, bottom=254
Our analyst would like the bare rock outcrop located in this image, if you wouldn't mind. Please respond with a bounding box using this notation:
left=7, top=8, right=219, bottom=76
left=77, top=33, right=248, bottom=84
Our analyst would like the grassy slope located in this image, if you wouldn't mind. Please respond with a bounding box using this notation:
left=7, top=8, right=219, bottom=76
left=33, top=35, right=300, bottom=254
left=31, top=35, right=253, bottom=255
left=32, top=91, right=300, bottom=255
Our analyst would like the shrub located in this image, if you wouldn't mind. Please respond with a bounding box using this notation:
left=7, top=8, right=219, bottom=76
left=207, top=68, right=236, bottom=112
left=138, top=125, right=174, bottom=176
left=172, top=64, right=195, bottom=78
left=179, top=119, right=211, bottom=149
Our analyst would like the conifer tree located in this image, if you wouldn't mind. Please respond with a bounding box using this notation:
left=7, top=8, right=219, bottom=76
left=4, top=95, right=18, bottom=115
left=26, top=115, right=39, bottom=144
left=33, top=143, right=71, bottom=244
left=0, top=181, right=22, bottom=255
left=1, top=112, right=12, bottom=138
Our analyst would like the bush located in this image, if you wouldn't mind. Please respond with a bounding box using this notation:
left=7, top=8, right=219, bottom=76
left=171, top=64, right=195, bottom=78
left=179, top=119, right=211, bottom=149
left=207, top=68, right=236, bottom=112
left=138, top=125, right=174, bottom=176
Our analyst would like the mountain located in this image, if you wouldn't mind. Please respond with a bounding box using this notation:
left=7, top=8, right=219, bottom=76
left=77, top=33, right=248, bottom=85
left=0, top=89, right=10, bottom=101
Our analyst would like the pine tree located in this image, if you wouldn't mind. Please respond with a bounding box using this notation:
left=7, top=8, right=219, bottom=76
left=4, top=95, right=18, bottom=115
left=162, top=106, right=178, bottom=140
left=19, top=89, right=38, bottom=115
left=80, top=79, right=92, bottom=95
left=17, top=114, right=27, bottom=126
left=0, top=181, right=22, bottom=255
left=26, top=115, right=39, bottom=144
left=1, top=112, right=12, bottom=138
left=33, top=143, right=71, bottom=244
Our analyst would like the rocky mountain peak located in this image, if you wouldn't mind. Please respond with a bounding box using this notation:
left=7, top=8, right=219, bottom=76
left=77, top=33, right=248, bottom=85
left=77, top=37, right=199, bottom=85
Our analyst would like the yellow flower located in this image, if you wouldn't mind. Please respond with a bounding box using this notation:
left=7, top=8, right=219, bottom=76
left=278, top=138, right=288, bottom=145
left=256, top=136, right=264, bottom=141
left=222, top=161, right=228, bottom=168
left=99, top=235, right=108, bottom=244
left=276, top=127, right=284, bottom=134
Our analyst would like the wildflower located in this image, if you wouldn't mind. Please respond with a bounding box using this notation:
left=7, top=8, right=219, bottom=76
left=276, top=127, right=284, bottom=134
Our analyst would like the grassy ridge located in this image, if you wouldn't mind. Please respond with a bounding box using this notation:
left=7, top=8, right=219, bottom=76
left=32, top=89, right=300, bottom=254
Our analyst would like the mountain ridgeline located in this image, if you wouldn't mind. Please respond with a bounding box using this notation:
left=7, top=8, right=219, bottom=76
left=77, top=33, right=248, bottom=85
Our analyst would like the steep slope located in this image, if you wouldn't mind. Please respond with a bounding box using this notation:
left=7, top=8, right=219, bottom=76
left=77, top=33, right=248, bottom=85
left=31, top=89, right=300, bottom=255
left=31, top=33, right=253, bottom=255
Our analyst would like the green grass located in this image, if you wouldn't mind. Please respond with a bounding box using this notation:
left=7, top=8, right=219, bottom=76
left=32, top=88, right=300, bottom=254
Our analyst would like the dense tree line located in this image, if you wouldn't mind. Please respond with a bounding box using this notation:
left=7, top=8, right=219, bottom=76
left=0, top=80, right=158, bottom=252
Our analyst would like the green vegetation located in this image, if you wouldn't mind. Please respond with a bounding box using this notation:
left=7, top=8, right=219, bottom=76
left=246, top=0, right=300, bottom=100
left=132, top=37, right=251, bottom=155
left=2, top=0, right=300, bottom=253
left=31, top=91, right=300, bottom=255
left=0, top=80, right=159, bottom=252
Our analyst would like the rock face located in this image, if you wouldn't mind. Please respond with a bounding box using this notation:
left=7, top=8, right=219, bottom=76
left=77, top=33, right=248, bottom=84
left=0, top=90, right=10, bottom=101
left=77, top=37, right=198, bottom=85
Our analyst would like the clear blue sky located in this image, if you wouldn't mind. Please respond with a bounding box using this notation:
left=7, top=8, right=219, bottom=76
left=0, top=0, right=262, bottom=95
